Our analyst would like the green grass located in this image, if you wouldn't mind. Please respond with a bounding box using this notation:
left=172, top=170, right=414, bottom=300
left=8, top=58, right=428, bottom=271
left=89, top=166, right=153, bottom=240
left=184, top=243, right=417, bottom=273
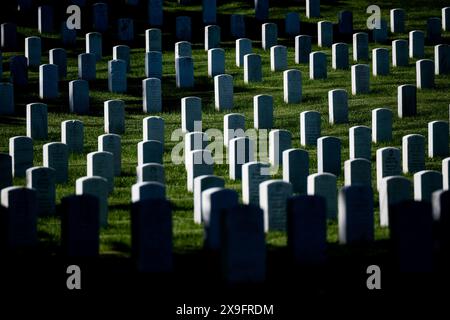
left=0, top=0, right=449, bottom=258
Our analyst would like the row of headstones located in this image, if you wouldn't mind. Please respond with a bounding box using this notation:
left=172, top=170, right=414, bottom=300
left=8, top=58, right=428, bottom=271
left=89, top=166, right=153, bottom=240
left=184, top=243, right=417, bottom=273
left=3, top=180, right=448, bottom=277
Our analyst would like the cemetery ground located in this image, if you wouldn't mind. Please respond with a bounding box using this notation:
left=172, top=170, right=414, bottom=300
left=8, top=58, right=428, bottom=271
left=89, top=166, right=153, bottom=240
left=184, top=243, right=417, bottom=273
left=1, top=0, right=450, bottom=306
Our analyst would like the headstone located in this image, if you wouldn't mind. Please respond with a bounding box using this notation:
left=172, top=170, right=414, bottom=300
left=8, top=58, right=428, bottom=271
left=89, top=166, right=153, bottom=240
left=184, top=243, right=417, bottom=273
left=184, top=132, right=208, bottom=169
left=104, top=100, right=125, bottom=134
left=379, top=176, right=412, bottom=226
left=25, top=36, right=41, bottom=68
left=372, top=19, right=388, bottom=43
left=137, top=163, right=165, bottom=185
left=318, top=21, right=333, bottom=48
left=428, top=121, right=449, bottom=158
left=0, top=153, right=13, bottom=191
left=376, top=147, right=401, bottom=190
left=69, top=80, right=89, bottom=114
left=306, top=0, right=320, bottom=18
left=229, top=137, right=254, bottom=180
left=443, top=157, right=450, bottom=190
left=287, top=195, right=326, bottom=265
left=402, top=134, right=425, bottom=174
left=98, top=134, right=121, bottom=176
left=43, top=142, right=68, bottom=184
left=138, top=140, right=163, bottom=166
left=175, top=41, right=191, bottom=59
left=38, top=5, right=53, bottom=33
left=224, top=113, right=245, bottom=147
left=193, top=175, right=224, bottom=224
left=145, top=51, right=162, bottom=79
left=113, top=45, right=130, bottom=72
left=208, top=48, right=225, bottom=77
left=61, top=21, right=77, bottom=47
left=175, top=57, right=194, bottom=88
left=202, top=188, right=238, bottom=249
left=427, top=17, right=441, bottom=43
left=87, top=151, right=114, bottom=193
left=307, top=172, right=337, bottom=218
left=372, top=48, right=389, bottom=76
left=143, top=78, right=162, bottom=112
left=39, top=64, right=58, bottom=99
left=244, top=54, right=262, bottom=83
left=309, top=52, right=327, bottom=79
left=414, top=170, right=443, bottom=202
left=390, top=8, right=405, bottom=33
left=236, top=38, right=252, bottom=67
left=214, top=74, right=233, bottom=111
left=443, top=7, right=450, bottom=31
left=9, top=136, right=33, bottom=178
left=202, top=0, right=216, bottom=24
left=0, top=83, right=14, bottom=115
left=176, top=16, right=191, bottom=41
left=146, top=28, right=161, bottom=52
left=62, top=120, right=84, bottom=153
left=416, top=59, right=435, bottom=89
left=262, top=23, right=277, bottom=50
left=338, top=10, right=353, bottom=34
left=328, top=89, right=348, bottom=124
left=254, top=0, right=269, bottom=21
left=49, top=48, right=67, bottom=79
left=389, top=200, right=433, bottom=272
left=351, top=64, right=370, bottom=94
left=26, top=103, right=47, bottom=140
left=353, top=32, right=369, bottom=61
left=283, top=149, right=309, bottom=194
left=92, top=3, right=108, bottom=32
left=205, top=25, right=220, bottom=51
left=295, top=35, right=312, bottom=64
left=26, top=167, right=56, bottom=216
left=181, top=97, right=202, bottom=133
left=148, top=0, right=163, bottom=26
left=285, top=12, right=300, bottom=36
left=398, top=84, right=417, bottom=118
left=349, top=126, right=371, bottom=160
left=108, top=59, right=127, bottom=93
left=143, top=116, right=164, bottom=144
left=392, top=40, right=408, bottom=67
left=86, top=32, right=102, bottom=61
left=317, top=136, right=341, bottom=176
left=259, top=180, right=292, bottom=232
left=338, top=185, right=374, bottom=244
left=271, top=45, right=287, bottom=71
left=131, top=182, right=166, bottom=203
left=344, top=158, right=371, bottom=187
left=1, top=23, right=17, bottom=51
left=117, top=18, right=134, bottom=41
left=253, top=94, right=273, bottom=129
left=187, top=150, right=214, bottom=192
left=9, top=56, right=28, bottom=86
left=230, top=14, right=245, bottom=39
left=432, top=190, right=450, bottom=252
left=1, top=186, right=37, bottom=248
left=76, top=176, right=108, bottom=227
left=60, top=195, right=100, bottom=257
left=284, top=69, right=302, bottom=103
left=242, top=162, right=270, bottom=205
left=269, top=129, right=292, bottom=167
left=409, top=30, right=424, bottom=58
left=332, top=43, right=349, bottom=70
left=300, top=111, right=321, bottom=146
left=372, top=108, right=392, bottom=143
left=434, top=44, right=450, bottom=75
left=221, top=204, right=266, bottom=283
left=131, top=198, right=172, bottom=272
left=78, top=53, right=96, bottom=81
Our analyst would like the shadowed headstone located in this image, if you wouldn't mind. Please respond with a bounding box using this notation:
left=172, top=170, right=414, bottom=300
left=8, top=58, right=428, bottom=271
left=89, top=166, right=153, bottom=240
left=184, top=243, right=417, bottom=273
left=39, top=64, right=59, bottom=99
left=295, top=35, right=311, bottom=64
left=372, top=108, right=392, bottom=143
left=402, top=134, right=425, bottom=174
left=308, top=172, right=337, bottom=218
left=376, top=147, right=401, bottom=190
left=145, top=51, right=162, bottom=79
left=409, top=30, right=424, bottom=58
left=43, top=142, right=68, bottom=184
left=10, top=56, right=28, bottom=86
left=143, top=116, right=164, bottom=144
left=349, top=126, right=371, bottom=160
left=49, top=48, right=67, bottom=79
left=0, top=83, right=14, bottom=115
left=242, top=162, right=270, bottom=205
left=193, top=175, right=224, bottom=224
left=143, top=78, right=162, bottom=112
left=9, top=136, right=33, bottom=178
left=76, top=176, right=109, bottom=227
left=137, top=163, right=165, bottom=185
left=69, top=80, right=89, bottom=114
left=300, top=110, right=321, bottom=146
left=25, top=36, right=41, bottom=67
left=283, top=149, right=309, bottom=194
left=353, top=32, right=369, bottom=61
left=62, top=120, right=84, bottom=153
left=86, top=32, right=102, bottom=61
left=98, top=134, right=121, bottom=176
left=259, top=180, right=293, bottom=232
left=175, top=57, right=194, bottom=88
left=428, top=121, right=449, bottom=158
left=26, top=166, right=56, bottom=216
left=26, top=103, right=48, bottom=140
left=253, top=94, right=273, bottom=129
left=0, top=153, right=13, bottom=191
left=78, top=53, right=96, bottom=81
left=398, top=84, right=416, bottom=118
left=379, top=176, right=412, bottom=227
left=392, top=40, right=408, bottom=67
left=181, top=97, right=202, bottom=133
left=332, top=43, right=349, bottom=70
